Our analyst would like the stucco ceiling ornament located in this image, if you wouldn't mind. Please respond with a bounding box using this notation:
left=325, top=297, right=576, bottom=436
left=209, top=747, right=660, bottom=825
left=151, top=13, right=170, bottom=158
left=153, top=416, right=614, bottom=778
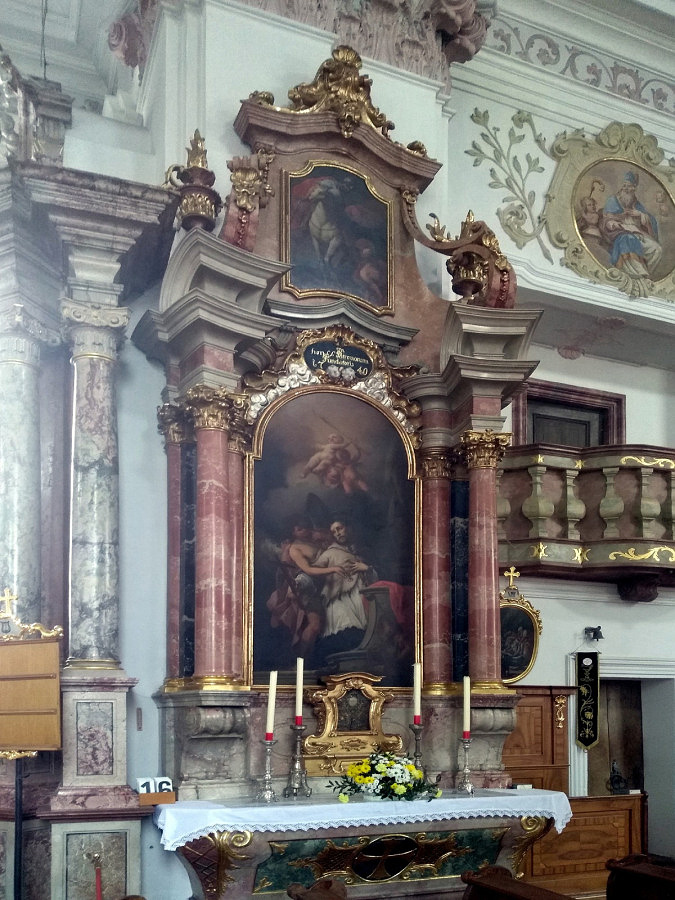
left=542, top=122, right=675, bottom=301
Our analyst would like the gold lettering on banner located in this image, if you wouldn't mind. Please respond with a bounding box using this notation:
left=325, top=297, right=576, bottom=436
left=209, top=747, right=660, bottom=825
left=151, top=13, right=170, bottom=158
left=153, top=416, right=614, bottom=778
left=460, top=430, right=511, bottom=469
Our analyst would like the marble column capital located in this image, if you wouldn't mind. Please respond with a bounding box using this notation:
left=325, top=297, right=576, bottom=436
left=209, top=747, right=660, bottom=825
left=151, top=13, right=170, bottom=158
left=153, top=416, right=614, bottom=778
left=418, top=447, right=453, bottom=480
left=183, top=386, right=253, bottom=452
left=158, top=402, right=195, bottom=445
left=61, top=300, right=130, bottom=361
left=460, top=429, right=511, bottom=469
left=0, top=303, right=61, bottom=362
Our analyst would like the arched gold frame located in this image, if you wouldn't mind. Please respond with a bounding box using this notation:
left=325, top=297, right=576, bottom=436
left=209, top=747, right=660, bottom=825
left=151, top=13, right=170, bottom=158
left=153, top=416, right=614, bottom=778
left=499, top=592, right=542, bottom=685
left=244, top=375, right=422, bottom=690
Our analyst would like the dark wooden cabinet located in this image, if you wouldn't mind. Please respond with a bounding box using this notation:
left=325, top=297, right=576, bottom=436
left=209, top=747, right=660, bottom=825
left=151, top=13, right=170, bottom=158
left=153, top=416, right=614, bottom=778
left=502, top=686, right=645, bottom=897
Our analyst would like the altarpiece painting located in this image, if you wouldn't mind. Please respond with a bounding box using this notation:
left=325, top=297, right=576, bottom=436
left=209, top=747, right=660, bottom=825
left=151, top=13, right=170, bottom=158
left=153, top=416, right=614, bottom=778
left=252, top=388, right=416, bottom=688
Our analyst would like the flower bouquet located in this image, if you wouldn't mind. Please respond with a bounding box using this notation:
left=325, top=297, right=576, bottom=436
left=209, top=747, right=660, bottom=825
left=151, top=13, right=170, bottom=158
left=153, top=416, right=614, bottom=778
left=328, top=751, right=442, bottom=802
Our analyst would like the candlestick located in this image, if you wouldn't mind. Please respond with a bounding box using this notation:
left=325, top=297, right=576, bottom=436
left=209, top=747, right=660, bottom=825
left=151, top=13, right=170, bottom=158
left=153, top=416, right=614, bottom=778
left=409, top=721, right=423, bottom=771
left=295, top=657, right=304, bottom=724
left=256, top=738, right=278, bottom=803
left=463, top=675, right=471, bottom=738
left=456, top=736, right=474, bottom=795
left=284, top=722, right=312, bottom=798
left=266, top=670, right=278, bottom=739
left=413, top=662, right=421, bottom=724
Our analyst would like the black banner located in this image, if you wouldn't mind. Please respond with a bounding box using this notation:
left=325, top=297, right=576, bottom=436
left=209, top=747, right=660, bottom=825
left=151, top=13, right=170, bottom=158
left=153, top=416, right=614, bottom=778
left=576, top=651, right=600, bottom=749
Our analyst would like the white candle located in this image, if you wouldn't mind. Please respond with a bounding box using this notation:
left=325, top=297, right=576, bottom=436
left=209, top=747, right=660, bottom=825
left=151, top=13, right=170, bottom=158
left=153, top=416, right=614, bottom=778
left=413, top=662, right=421, bottom=723
left=295, top=657, right=304, bottom=723
left=265, top=670, right=278, bottom=739
left=463, top=675, right=471, bottom=737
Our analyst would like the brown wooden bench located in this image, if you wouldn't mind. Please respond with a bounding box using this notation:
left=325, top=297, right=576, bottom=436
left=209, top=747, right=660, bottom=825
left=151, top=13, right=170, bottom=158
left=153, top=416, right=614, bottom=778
left=461, top=866, right=569, bottom=899
left=606, top=853, right=675, bottom=899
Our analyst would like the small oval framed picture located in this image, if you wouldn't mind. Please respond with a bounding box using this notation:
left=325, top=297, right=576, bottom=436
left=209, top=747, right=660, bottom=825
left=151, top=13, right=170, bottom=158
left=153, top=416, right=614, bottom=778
left=500, top=597, right=542, bottom=683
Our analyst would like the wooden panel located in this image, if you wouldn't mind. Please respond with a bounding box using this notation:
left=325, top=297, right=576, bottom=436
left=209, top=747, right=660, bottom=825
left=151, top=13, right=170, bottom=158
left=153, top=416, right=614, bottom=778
left=503, top=687, right=574, bottom=793
left=524, top=794, right=644, bottom=896
left=0, top=639, right=61, bottom=751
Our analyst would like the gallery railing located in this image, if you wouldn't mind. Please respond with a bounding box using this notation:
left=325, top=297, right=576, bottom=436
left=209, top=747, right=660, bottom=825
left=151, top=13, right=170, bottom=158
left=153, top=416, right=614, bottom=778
left=497, top=444, right=675, bottom=597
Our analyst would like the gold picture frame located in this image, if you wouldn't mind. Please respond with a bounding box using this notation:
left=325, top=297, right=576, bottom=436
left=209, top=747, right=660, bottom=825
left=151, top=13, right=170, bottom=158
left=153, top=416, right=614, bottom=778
left=543, top=122, right=675, bottom=300
left=500, top=589, right=542, bottom=684
left=282, top=160, right=394, bottom=315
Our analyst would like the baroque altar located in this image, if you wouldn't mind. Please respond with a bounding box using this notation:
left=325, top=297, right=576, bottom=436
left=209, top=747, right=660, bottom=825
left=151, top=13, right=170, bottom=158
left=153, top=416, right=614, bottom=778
left=154, top=790, right=572, bottom=898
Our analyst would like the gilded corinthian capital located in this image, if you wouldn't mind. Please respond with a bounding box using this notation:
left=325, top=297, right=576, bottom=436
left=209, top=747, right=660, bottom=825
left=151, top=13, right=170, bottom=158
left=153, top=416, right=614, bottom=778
left=460, top=429, right=511, bottom=468
left=184, top=385, right=232, bottom=431
left=157, top=403, right=194, bottom=444
left=418, top=448, right=452, bottom=479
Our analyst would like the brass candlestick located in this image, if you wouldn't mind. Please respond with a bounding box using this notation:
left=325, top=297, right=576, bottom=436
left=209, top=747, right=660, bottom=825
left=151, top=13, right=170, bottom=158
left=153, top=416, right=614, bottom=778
left=409, top=722, right=423, bottom=771
left=256, top=738, right=277, bottom=803
left=284, top=723, right=312, bottom=798
left=456, top=737, right=474, bottom=795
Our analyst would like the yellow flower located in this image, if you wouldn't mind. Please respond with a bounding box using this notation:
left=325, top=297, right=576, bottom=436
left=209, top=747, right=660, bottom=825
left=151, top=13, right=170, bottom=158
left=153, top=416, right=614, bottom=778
left=434, top=788, right=443, bottom=798
left=338, top=793, right=349, bottom=803
left=392, top=783, right=407, bottom=795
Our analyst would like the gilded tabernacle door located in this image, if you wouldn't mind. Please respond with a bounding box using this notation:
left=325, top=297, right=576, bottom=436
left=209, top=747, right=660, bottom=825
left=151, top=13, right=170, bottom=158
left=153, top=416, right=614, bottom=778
left=244, top=328, right=421, bottom=690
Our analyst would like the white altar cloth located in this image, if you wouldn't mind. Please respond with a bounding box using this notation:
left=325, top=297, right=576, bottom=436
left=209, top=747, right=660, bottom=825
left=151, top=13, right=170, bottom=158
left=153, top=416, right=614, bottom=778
left=154, top=788, right=572, bottom=851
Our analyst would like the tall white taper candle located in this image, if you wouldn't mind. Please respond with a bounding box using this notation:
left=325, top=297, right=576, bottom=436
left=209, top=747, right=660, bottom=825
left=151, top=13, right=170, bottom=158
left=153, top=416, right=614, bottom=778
left=463, top=675, right=471, bottom=737
left=266, top=670, right=278, bottom=739
left=413, top=662, right=422, bottom=723
left=295, top=657, right=304, bottom=723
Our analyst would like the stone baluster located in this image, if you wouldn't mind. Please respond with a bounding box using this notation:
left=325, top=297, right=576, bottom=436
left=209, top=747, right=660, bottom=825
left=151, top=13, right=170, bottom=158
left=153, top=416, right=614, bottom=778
left=62, top=301, right=129, bottom=666
left=521, top=463, right=554, bottom=539
left=565, top=465, right=585, bottom=540
left=418, top=448, right=453, bottom=687
left=665, top=469, right=675, bottom=540
left=599, top=466, right=623, bottom=539
left=638, top=466, right=662, bottom=539
left=0, top=307, right=57, bottom=623
left=460, top=429, right=510, bottom=689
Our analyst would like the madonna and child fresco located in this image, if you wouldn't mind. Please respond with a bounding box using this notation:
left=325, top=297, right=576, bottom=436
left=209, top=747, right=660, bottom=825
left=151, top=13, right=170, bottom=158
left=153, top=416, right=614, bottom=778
left=575, top=164, right=674, bottom=282
left=253, top=392, right=415, bottom=687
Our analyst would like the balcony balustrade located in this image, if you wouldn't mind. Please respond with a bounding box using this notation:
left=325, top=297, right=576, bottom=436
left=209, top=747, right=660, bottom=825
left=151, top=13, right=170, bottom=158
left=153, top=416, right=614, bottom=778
left=497, top=444, right=675, bottom=599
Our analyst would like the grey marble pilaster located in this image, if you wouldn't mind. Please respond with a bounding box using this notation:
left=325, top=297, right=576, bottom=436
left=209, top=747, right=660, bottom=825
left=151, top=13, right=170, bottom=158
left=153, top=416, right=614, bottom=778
left=0, top=306, right=57, bottom=623
left=62, top=301, right=129, bottom=665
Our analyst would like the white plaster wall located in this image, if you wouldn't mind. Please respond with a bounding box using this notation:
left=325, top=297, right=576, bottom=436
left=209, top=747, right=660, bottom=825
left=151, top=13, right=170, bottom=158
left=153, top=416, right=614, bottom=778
left=117, top=292, right=192, bottom=897
left=524, top=344, right=675, bottom=447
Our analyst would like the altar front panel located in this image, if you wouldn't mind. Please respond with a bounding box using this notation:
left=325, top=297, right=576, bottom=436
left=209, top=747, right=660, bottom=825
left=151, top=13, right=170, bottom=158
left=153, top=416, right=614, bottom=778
left=154, top=791, right=572, bottom=899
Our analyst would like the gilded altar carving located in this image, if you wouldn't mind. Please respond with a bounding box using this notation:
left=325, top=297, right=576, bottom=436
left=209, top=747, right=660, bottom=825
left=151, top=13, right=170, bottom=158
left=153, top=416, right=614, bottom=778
left=181, top=830, right=252, bottom=895
left=303, top=673, right=402, bottom=776
left=244, top=326, right=421, bottom=440
left=419, top=449, right=453, bottom=480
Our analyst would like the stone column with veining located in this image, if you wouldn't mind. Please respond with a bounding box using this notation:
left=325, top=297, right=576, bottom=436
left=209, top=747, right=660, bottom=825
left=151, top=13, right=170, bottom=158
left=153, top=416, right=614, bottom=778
left=418, top=448, right=453, bottom=687
left=461, top=429, right=510, bottom=689
left=186, top=386, right=245, bottom=684
left=0, top=306, right=58, bottom=623
left=62, top=301, right=129, bottom=666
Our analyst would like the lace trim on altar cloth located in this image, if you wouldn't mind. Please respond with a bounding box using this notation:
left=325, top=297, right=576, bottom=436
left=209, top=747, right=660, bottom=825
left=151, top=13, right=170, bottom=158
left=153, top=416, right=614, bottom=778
left=154, top=789, right=573, bottom=851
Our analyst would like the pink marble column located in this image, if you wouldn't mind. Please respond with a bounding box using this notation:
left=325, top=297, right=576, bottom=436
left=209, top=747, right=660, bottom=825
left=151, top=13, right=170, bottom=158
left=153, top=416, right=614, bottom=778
left=419, top=449, right=453, bottom=687
left=188, top=388, right=244, bottom=682
left=461, top=430, right=510, bottom=688
left=158, top=405, right=192, bottom=679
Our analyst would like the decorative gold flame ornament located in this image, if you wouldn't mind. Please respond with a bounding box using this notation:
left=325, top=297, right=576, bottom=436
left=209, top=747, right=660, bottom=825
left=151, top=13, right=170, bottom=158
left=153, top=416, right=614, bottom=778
left=165, top=130, right=222, bottom=231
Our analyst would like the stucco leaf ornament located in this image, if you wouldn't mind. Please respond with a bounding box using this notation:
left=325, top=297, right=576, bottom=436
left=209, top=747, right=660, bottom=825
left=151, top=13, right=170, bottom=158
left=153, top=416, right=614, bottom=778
left=466, top=108, right=553, bottom=262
